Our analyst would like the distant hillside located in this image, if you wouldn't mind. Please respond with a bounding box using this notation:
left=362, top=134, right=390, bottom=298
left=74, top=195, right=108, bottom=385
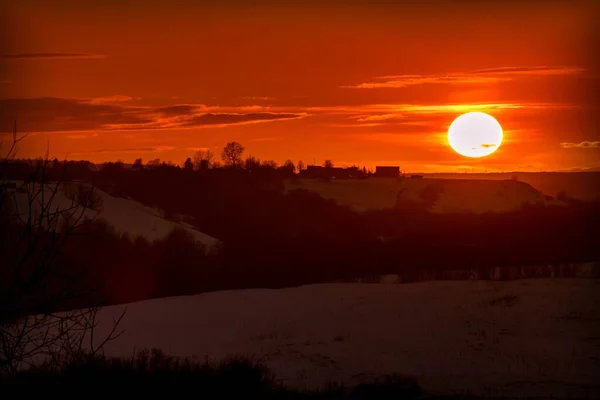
left=4, top=181, right=220, bottom=250
left=285, top=177, right=557, bottom=213
left=422, top=172, right=600, bottom=201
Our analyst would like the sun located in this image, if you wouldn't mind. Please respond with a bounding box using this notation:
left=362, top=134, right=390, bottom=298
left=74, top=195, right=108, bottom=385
left=447, top=112, right=503, bottom=158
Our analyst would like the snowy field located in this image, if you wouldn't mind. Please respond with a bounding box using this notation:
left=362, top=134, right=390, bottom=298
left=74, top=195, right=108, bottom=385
left=90, top=279, right=600, bottom=398
left=4, top=181, right=219, bottom=249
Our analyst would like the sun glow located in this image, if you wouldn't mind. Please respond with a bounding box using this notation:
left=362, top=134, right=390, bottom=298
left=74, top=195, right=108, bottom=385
left=447, top=112, right=503, bottom=158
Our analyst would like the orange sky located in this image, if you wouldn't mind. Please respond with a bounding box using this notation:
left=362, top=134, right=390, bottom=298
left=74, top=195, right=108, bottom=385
left=1, top=0, right=599, bottom=172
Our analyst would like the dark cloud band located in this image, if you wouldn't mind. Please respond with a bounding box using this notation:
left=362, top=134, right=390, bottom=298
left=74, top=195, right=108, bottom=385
left=0, top=97, right=305, bottom=133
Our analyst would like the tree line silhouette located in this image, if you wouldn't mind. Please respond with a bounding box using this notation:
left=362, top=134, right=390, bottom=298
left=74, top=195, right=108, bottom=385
left=2, top=142, right=600, bottom=311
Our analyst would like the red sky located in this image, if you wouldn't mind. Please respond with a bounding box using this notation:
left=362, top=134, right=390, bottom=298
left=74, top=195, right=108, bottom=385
left=1, top=0, right=599, bottom=172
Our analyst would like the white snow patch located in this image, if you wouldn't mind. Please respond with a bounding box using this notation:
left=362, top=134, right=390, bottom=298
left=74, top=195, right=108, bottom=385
left=87, top=279, right=600, bottom=397
left=4, top=181, right=220, bottom=250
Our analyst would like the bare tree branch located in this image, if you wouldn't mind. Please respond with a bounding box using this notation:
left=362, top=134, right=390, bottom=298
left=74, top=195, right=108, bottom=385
left=0, top=124, right=126, bottom=376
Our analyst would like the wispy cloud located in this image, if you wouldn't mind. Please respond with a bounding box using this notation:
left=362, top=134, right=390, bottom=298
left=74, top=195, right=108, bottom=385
left=0, top=96, right=573, bottom=135
left=0, top=53, right=106, bottom=60
left=184, top=146, right=212, bottom=152
left=352, top=114, right=405, bottom=123
left=67, top=133, right=99, bottom=139
left=326, top=123, right=387, bottom=128
left=305, top=102, right=563, bottom=116
left=73, top=146, right=177, bottom=155
left=320, top=103, right=553, bottom=131
left=315, top=103, right=577, bottom=137
left=343, top=66, right=585, bottom=89
left=472, top=66, right=585, bottom=76
left=153, top=104, right=198, bottom=116
left=237, top=96, right=277, bottom=101
left=122, top=102, right=564, bottom=119
left=87, top=95, right=137, bottom=105
left=560, top=141, right=600, bottom=149
left=345, top=75, right=505, bottom=89
left=0, top=97, right=306, bottom=133
left=105, top=111, right=304, bottom=131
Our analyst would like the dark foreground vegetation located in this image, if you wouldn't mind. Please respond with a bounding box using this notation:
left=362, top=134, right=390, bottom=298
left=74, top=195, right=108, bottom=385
left=0, top=349, right=473, bottom=399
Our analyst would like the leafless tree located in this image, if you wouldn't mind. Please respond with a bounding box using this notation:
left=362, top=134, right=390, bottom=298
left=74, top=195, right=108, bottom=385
left=192, top=149, right=215, bottom=170
left=146, top=158, right=162, bottom=168
left=221, top=142, right=245, bottom=167
left=244, top=155, right=261, bottom=172
left=261, top=160, right=277, bottom=170
left=132, top=158, right=144, bottom=170
left=183, top=157, right=194, bottom=171
left=282, top=159, right=295, bottom=172
left=0, top=123, right=125, bottom=376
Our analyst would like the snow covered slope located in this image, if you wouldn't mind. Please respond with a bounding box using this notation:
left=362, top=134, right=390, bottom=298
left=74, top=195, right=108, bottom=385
left=90, top=279, right=600, bottom=398
left=4, top=181, right=219, bottom=249
left=286, top=177, right=558, bottom=213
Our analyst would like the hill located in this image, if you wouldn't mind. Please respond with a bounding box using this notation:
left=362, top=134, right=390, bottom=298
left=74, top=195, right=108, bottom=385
left=423, top=172, right=600, bottom=202
left=3, top=181, right=220, bottom=250
left=285, top=177, right=557, bottom=213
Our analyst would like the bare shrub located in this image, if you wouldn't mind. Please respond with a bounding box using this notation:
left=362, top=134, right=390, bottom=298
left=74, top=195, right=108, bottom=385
left=0, top=124, right=124, bottom=376
left=62, top=182, right=104, bottom=212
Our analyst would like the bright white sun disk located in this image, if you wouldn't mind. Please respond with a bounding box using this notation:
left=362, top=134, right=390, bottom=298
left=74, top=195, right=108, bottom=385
left=447, top=112, right=503, bottom=158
